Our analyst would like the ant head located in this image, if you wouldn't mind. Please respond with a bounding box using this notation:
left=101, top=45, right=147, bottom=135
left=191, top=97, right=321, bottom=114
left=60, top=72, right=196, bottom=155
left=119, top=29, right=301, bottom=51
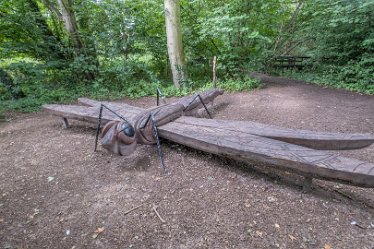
left=117, top=121, right=137, bottom=156
left=102, top=121, right=137, bottom=156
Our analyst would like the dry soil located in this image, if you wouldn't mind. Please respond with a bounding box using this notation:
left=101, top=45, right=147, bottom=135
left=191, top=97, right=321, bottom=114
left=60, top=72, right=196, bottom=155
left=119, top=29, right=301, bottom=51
left=0, top=74, right=373, bottom=249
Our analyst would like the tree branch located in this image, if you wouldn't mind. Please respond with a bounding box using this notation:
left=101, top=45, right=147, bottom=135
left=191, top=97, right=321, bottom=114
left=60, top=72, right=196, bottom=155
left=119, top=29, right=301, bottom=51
left=42, top=0, right=62, bottom=20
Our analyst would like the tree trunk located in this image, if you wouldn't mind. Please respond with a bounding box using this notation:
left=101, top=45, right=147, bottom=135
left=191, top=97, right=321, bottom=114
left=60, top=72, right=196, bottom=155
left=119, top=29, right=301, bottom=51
left=27, top=0, right=65, bottom=59
left=164, top=0, right=187, bottom=88
left=55, top=0, right=84, bottom=49
left=43, top=0, right=97, bottom=80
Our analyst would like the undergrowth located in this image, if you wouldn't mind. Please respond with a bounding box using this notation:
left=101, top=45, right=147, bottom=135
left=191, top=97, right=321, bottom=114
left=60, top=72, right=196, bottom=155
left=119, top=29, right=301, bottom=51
left=275, top=67, right=374, bottom=95
left=0, top=77, right=262, bottom=117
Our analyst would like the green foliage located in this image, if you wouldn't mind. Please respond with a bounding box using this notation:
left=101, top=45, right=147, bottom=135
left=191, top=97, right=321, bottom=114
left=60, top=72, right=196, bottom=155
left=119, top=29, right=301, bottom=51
left=270, top=0, right=374, bottom=94
left=279, top=67, right=374, bottom=95
left=1, top=0, right=372, bottom=115
left=1, top=73, right=262, bottom=113
left=183, top=0, right=291, bottom=78
left=216, top=77, right=263, bottom=92
left=298, top=0, right=374, bottom=63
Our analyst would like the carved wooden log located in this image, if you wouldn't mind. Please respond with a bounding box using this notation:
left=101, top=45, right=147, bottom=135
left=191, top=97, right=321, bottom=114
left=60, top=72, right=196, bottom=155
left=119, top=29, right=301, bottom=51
left=44, top=89, right=224, bottom=154
left=43, top=104, right=118, bottom=124
left=159, top=121, right=374, bottom=188
left=173, top=117, right=374, bottom=150
left=42, top=90, right=374, bottom=188
left=44, top=102, right=374, bottom=150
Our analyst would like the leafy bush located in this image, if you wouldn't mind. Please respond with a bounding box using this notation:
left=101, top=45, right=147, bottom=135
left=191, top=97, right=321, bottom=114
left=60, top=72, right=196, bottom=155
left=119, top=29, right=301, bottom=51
left=273, top=0, right=374, bottom=95
left=99, top=57, right=159, bottom=90
left=216, top=77, right=263, bottom=92
left=279, top=67, right=374, bottom=95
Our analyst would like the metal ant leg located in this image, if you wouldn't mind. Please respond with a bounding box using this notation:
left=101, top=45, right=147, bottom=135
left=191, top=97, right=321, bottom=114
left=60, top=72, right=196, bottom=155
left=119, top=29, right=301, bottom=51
left=94, top=105, right=104, bottom=152
left=156, top=88, right=167, bottom=106
left=184, top=94, right=213, bottom=119
left=197, top=94, right=213, bottom=119
left=62, top=118, right=69, bottom=129
left=150, top=113, right=166, bottom=173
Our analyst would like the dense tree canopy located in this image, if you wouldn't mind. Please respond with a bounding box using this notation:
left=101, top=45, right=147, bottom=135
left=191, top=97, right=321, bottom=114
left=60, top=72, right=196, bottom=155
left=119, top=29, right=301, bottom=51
left=0, top=0, right=373, bottom=112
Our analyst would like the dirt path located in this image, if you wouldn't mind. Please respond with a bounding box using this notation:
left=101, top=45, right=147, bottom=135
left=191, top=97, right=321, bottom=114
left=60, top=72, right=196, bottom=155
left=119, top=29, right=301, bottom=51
left=1, top=74, right=373, bottom=249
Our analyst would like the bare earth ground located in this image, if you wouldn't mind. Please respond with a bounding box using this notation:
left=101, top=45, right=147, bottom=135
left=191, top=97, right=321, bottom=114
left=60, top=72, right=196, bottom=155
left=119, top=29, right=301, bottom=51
left=1, top=74, right=374, bottom=249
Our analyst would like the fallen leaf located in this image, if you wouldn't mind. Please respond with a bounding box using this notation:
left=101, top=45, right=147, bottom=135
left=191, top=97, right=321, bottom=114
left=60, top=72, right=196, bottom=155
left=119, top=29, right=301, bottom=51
left=324, top=244, right=331, bottom=249
left=267, top=196, right=277, bottom=202
left=288, top=234, right=297, bottom=241
left=95, top=227, right=105, bottom=234
left=92, top=227, right=105, bottom=239
left=33, top=209, right=40, bottom=216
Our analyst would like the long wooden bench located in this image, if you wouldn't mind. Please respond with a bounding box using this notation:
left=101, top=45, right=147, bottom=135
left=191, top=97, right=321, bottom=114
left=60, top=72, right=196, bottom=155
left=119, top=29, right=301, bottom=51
left=273, top=56, right=311, bottom=70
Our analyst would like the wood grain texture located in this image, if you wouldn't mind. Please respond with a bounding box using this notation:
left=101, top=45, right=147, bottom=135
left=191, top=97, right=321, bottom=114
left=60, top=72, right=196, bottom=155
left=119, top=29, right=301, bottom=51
left=158, top=122, right=374, bottom=188
left=174, top=117, right=374, bottom=150
left=43, top=102, right=374, bottom=150
left=43, top=104, right=119, bottom=125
